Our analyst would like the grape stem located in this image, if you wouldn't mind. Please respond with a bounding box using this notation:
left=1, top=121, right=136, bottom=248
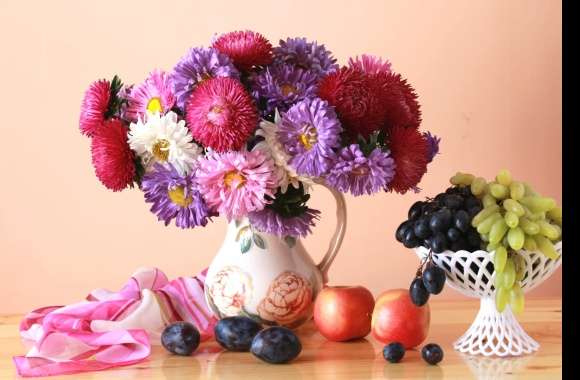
left=416, top=249, right=434, bottom=277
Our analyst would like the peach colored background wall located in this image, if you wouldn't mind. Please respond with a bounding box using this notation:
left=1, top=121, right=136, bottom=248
left=0, top=0, right=561, bottom=313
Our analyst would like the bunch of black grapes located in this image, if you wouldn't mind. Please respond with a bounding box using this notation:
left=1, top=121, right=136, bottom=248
left=396, top=186, right=484, bottom=253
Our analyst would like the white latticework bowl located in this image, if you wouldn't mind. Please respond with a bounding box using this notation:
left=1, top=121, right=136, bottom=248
left=415, top=241, right=562, bottom=357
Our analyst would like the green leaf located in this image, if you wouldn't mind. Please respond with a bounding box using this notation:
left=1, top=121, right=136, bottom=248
left=240, top=307, right=276, bottom=325
left=133, top=157, right=146, bottom=187
left=266, top=183, right=312, bottom=218
left=253, top=234, right=266, bottom=249
left=357, top=130, right=389, bottom=156
left=104, top=74, right=126, bottom=119
left=110, top=75, right=123, bottom=94
left=284, top=236, right=296, bottom=248
left=240, top=236, right=252, bottom=254
left=235, top=226, right=250, bottom=242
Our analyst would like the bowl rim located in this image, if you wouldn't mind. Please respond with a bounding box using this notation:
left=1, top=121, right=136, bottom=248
left=413, top=240, right=562, bottom=297
left=414, top=240, right=562, bottom=259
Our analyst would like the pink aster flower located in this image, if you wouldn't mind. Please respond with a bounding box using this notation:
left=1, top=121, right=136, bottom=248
left=79, top=79, right=111, bottom=137
left=125, top=69, right=176, bottom=121
left=348, top=54, right=392, bottom=75
left=186, top=77, right=258, bottom=152
left=196, top=150, right=278, bottom=220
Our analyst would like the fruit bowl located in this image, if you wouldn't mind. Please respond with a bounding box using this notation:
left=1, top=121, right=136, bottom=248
left=415, top=241, right=562, bottom=357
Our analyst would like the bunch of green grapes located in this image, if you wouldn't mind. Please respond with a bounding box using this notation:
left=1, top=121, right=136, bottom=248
left=450, top=170, right=562, bottom=314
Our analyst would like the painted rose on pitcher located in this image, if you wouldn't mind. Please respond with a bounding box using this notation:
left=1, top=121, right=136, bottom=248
left=208, top=266, right=252, bottom=317
left=258, top=271, right=313, bottom=326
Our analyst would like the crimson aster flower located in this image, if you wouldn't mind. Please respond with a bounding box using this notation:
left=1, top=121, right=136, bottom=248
left=79, top=79, right=111, bottom=137
left=376, top=72, right=422, bottom=130
left=386, top=126, right=429, bottom=194
left=212, top=30, right=273, bottom=71
left=90, top=118, right=135, bottom=191
left=186, top=77, right=259, bottom=152
left=318, top=67, right=386, bottom=140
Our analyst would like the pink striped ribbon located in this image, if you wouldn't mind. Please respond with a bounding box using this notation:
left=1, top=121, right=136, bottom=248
left=13, top=268, right=217, bottom=377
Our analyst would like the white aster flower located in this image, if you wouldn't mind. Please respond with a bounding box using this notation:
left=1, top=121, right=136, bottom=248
left=253, top=110, right=313, bottom=193
left=128, top=111, right=201, bottom=175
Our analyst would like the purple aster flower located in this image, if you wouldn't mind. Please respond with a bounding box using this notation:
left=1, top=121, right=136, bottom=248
left=424, top=132, right=441, bottom=163
left=250, top=63, right=319, bottom=116
left=142, top=163, right=213, bottom=228
left=273, top=37, right=339, bottom=77
left=115, top=83, right=134, bottom=121
left=326, top=144, right=396, bottom=196
left=277, top=97, right=342, bottom=177
left=248, top=207, right=320, bottom=237
left=171, top=47, right=240, bottom=109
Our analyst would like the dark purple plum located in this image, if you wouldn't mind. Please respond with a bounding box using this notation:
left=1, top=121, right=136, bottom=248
left=215, top=316, right=263, bottom=352
left=161, top=322, right=200, bottom=356
left=251, top=327, right=302, bottom=364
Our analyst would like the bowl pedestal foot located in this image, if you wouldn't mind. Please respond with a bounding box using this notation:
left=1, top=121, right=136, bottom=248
left=454, top=297, right=539, bottom=357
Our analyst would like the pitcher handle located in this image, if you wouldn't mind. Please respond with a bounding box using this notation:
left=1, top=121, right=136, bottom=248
left=315, top=180, right=347, bottom=284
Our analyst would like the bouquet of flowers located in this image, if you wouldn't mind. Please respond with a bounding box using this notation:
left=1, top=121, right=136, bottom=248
left=79, top=30, right=440, bottom=237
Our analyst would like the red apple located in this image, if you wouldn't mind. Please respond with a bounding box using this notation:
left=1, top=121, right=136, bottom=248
left=313, top=286, right=375, bottom=342
left=371, top=288, right=430, bottom=349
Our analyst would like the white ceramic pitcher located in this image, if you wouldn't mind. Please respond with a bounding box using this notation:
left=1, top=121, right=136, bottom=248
left=204, top=182, right=346, bottom=328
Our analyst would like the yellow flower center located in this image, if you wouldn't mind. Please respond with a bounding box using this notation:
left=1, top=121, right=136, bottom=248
left=152, top=139, right=170, bottom=162
left=280, top=83, right=297, bottom=96
left=210, top=105, right=223, bottom=114
left=146, top=97, right=163, bottom=113
left=298, top=125, right=317, bottom=150
left=168, top=186, right=193, bottom=207
left=197, top=73, right=212, bottom=86
left=224, top=171, right=246, bottom=189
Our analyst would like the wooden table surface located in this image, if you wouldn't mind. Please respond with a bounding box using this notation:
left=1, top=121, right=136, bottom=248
left=0, top=299, right=561, bottom=379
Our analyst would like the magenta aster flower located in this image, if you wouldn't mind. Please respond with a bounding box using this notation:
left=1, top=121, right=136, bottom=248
left=125, top=69, right=176, bottom=121
left=248, top=207, right=320, bottom=237
left=141, top=163, right=213, bottom=228
left=326, top=144, right=396, bottom=196
left=277, top=98, right=342, bottom=177
left=171, top=47, right=239, bottom=109
left=348, top=54, right=392, bottom=75
left=186, top=77, right=258, bottom=152
left=196, top=150, right=278, bottom=220
left=273, top=37, right=338, bottom=77
left=250, top=63, right=319, bottom=116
